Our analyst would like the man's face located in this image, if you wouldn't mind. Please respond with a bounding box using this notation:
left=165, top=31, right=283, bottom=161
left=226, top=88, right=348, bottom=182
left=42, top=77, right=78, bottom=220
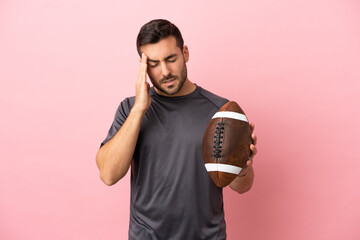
left=140, top=36, right=189, bottom=96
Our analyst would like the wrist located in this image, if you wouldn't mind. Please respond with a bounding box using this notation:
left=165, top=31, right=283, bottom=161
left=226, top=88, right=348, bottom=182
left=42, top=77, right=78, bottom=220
left=130, top=105, right=147, bottom=117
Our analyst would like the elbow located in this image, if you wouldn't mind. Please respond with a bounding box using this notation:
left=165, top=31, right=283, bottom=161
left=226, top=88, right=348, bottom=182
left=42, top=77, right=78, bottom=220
left=97, top=163, right=126, bottom=186
left=100, top=173, right=119, bottom=186
left=96, top=150, right=130, bottom=186
left=98, top=166, right=127, bottom=186
left=96, top=153, right=122, bottom=186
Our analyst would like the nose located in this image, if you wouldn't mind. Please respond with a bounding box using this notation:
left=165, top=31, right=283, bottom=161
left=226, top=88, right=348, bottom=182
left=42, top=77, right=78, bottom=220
left=160, top=62, right=171, bottom=77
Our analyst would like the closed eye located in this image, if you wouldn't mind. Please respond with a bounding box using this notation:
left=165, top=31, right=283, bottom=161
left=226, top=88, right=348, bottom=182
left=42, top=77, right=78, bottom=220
left=149, top=63, right=159, bottom=68
left=147, top=54, right=177, bottom=67
left=165, top=54, right=177, bottom=63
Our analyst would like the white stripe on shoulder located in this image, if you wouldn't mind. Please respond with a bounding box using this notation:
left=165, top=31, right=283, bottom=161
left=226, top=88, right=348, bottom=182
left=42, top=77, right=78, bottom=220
left=205, top=163, right=242, bottom=175
left=212, top=111, right=248, bottom=122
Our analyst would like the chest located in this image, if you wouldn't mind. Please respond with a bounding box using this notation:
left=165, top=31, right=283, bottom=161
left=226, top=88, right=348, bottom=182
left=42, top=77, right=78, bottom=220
left=140, top=104, right=210, bottom=148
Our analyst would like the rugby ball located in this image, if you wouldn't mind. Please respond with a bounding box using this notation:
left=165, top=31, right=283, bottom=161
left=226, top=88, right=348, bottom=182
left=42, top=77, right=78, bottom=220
left=202, top=101, right=252, bottom=187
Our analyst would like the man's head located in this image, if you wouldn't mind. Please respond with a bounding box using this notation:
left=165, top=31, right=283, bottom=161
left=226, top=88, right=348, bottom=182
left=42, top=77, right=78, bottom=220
left=136, top=19, right=184, bottom=57
left=136, top=19, right=191, bottom=96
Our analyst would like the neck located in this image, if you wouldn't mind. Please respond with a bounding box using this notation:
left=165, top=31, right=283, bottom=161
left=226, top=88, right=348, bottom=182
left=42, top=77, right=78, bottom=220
left=178, top=79, right=196, bottom=96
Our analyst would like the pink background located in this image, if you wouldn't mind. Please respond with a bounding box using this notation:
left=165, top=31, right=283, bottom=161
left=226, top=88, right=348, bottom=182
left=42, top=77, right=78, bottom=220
left=1, top=0, right=360, bottom=239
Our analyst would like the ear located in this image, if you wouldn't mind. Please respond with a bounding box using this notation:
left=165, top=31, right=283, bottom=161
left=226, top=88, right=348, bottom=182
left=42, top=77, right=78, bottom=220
left=183, top=45, right=189, bottom=63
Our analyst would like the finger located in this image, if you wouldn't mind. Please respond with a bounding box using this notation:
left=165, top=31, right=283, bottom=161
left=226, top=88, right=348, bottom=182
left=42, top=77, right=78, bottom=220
left=139, top=53, right=148, bottom=83
left=139, top=52, right=147, bottom=62
left=142, top=54, right=148, bottom=81
left=141, top=52, right=148, bottom=63
left=140, top=53, right=147, bottom=70
left=250, top=122, right=255, bottom=132
left=251, top=133, right=257, bottom=145
left=250, top=144, right=257, bottom=157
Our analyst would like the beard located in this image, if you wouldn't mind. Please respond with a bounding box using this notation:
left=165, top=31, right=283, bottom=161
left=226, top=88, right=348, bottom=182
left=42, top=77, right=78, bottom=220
left=149, top=62, right=188, bottom=96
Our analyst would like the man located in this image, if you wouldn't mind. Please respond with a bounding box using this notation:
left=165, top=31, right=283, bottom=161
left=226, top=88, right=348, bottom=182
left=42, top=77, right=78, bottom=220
left=96, top=19, right=257, bottom=240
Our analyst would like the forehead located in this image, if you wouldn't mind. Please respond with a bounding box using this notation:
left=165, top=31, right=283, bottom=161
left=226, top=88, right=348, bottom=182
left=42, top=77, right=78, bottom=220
left=140, top=36, right=181, bottom=60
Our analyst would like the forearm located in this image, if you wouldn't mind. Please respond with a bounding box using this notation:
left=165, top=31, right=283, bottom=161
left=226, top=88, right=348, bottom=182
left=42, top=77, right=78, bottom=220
left=229, top=166, right=254, bottom=194
left=96, top=108, right=145, bottom=185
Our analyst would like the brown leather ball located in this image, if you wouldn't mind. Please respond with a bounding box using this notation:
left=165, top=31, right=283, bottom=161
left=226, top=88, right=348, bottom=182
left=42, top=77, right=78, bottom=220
left=202, top=101, right=252, bottom=188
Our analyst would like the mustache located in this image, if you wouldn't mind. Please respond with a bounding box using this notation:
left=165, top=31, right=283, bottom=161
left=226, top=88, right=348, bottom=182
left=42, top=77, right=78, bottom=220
left=161, top=74, right=178, bottom=82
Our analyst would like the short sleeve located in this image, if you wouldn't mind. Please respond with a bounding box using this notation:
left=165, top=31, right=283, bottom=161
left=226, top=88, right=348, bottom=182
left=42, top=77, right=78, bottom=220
left=100, top=97, right=134, bottom=148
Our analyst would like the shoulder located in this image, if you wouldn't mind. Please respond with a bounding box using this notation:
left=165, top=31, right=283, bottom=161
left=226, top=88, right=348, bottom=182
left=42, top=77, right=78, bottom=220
left=122, top=96, right=136, bottom=108
left=198, top=86, right=229, bottom=109
left=115, top=87, right=159, bottom=116
left=115, top=96, right=135, bottom=117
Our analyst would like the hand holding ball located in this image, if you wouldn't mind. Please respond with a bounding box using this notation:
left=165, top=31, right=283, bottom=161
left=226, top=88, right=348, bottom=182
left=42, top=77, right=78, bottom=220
left=202, top=101, right=252, bottom=187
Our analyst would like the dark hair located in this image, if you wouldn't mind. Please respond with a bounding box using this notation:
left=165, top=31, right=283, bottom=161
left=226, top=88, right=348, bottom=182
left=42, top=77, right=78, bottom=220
left=136, top=19, right=184, bottom=56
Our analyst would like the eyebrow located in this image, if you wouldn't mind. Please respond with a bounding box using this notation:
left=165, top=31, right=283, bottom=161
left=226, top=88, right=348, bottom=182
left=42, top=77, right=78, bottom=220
left=147, top=54, right=178, bottom=63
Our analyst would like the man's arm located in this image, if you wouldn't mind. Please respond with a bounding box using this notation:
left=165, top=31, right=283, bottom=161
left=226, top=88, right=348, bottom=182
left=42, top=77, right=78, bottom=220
left=96, top=53, right=151, bottom=186
left=229, top=123, right=257, bottom=193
